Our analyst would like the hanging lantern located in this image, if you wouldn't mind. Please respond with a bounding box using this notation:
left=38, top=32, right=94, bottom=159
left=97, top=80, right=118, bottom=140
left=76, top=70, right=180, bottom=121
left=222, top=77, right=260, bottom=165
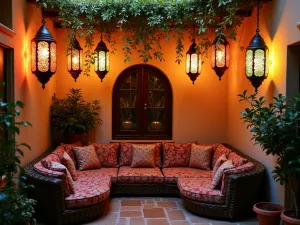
left=186, top=42, right=201, bottom=84
left=245, top=0, right=268, bottom=91
left=211, top=37, right=230, bottom=80
left=67, top=38, right=83, bottom=82
left=94, top=31, right=109, bottom=82
left=31, top=17, right=56, bottom=89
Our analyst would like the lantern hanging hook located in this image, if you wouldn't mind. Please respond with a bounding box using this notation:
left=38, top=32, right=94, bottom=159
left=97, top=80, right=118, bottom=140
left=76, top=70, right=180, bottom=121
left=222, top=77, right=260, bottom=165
left=256, top=0, right=263, bottom=33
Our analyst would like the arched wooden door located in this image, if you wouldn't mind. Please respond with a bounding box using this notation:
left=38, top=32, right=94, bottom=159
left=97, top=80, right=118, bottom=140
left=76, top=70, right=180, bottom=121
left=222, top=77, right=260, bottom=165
left=112, top=65, right=172, bottom=140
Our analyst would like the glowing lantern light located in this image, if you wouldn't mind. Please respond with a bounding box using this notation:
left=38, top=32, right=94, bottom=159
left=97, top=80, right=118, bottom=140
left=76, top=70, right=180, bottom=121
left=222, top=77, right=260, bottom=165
left=186, top=41, right=201, bottom=84
left=211, top=37, right=230, bottom=80
left=94, top=31, right=109, bottom=82
left=67, top=38, right=83, bottom=82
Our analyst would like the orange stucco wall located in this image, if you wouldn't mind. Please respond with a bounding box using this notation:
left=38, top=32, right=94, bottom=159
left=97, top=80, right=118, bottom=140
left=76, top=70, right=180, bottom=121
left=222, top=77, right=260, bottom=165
left=0, top=1, right=56, bottom=165
left=226, top=0, right=300, bottom=204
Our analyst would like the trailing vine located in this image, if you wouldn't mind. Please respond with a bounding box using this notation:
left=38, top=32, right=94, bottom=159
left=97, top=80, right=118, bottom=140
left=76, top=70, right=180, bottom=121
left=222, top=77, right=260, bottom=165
left=40, top=0, right=256, bottom=76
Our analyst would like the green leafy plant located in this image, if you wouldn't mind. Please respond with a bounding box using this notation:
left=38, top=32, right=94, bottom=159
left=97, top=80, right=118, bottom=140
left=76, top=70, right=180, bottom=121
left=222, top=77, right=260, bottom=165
left=239, top=90, right=300, bottom=218
left=50, top=88, right=102, bottom=134
left=39, top=0, right=254, bottom=75
left=0, top=83, right=36, bottom=225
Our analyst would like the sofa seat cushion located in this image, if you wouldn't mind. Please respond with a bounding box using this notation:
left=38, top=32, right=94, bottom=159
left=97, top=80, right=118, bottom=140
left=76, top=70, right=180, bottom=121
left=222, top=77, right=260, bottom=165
left=65, top=176, right=111, bottom=209
left=34, top=161, right=64, bottom=178
left=178, top=178, right=225, bottom=204
left=77, top=168, right=119, bottom=183
left=162, top=167, right=212, bottom=184
left=118, top=167, right=164, bottom=184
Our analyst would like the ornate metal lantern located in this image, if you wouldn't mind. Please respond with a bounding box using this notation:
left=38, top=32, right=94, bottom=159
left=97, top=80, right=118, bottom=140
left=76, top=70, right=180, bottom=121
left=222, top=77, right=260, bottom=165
left=186, top=41, right=201, bottom=84
left=245, top=0, right=269, bottom=91
left=31, top=17, right=56, bottom=89
left=211, top=37, right=230, bottom=80
left=67, top=38, right=83, bottom=82
left=94, top=32, right=109, bottom=82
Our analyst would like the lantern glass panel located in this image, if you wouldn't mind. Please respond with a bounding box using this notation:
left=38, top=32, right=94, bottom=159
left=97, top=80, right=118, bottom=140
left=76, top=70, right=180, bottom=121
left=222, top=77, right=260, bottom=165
left=216, top=44, right=225, bottom=67
left=106, top=52, right=110, bottom=71
left=198, top=54, right=201, bottom=73
left=211, top=45, right=215, bottom=67
left=50, top=42, right=56, bottom=73
left=265, top=49, right=269, bottom=77
left=37, top=41, right=49, bottom=72
left=99, top=51, right=106, bottom=71
left=67, top=50, right=71, bottom=71
left=254, top=49, right=265, bottom=77
left=95, top=53, right=98, bottom=72
left=80, top=50, right=83, bottom=70
left=185, top=54, right=190, bottom=73
left=31, top=42, right=36, bottom=72
left=226, top=44, right=230, bottom=67
left=246, top=49, right=253, bottom=77
left=191, top=53, right=198, bottom=74
left=72, top=49, right=80, bottom=70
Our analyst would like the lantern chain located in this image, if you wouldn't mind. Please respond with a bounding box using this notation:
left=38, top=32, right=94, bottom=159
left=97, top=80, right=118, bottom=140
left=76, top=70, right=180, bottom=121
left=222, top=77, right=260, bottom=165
left=256, top=0, right=263, bottom=33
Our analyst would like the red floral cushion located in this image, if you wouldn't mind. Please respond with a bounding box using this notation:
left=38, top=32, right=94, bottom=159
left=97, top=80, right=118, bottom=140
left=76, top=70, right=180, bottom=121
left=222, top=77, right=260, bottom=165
left=60, top=142, right=82, bottom=167
left=178, top=177, right=225, bottom=204
left=65, top=176, right=111, bottom=209
left=118, top=167, right=164, bottom=184
left=73, top=145, right=101, bottom=171
left=197, top=142, right=218, bottom=150
left=228, top=152, right=248, bottom=167
left=77, top=168, right=119, bottom=183
left=34, top=161, right=64, bottom=178
left=52, top=146, right=65, bottom=160
left=189, top=144, right=213, bottom=170
left=61, top=151, right=78, bottom=181
left=212, top=160, right=234, bottom=189
left=212, top=154, right=227, bottom=178
left=212, top=144, right=231, bottom=168
left=131, top=144, right=156, bottom=168
left=119, top=143, right=162, bottom=167
left=221, top=162, right=255, bottom=194
left=41, top=153, right=60, bottom=169
left=93, top=143, right=119, bottom=168
left=162, top=167, right=212, bottom=184
left=162, top=142, right=195, bottom=168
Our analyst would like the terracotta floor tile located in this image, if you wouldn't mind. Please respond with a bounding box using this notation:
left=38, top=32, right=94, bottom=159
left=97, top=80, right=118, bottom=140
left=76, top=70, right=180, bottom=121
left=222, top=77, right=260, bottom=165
left=171, top=221, right=190, bottom=225
left=143, top=208, right=166, bottom=218
left=120, top=211, right=142, bottom=218
left=189, top=217, right=212, bottom=223
left=121, top=206, right=142, bottom=211
left=143, top=204, right=158, bottom=209
left=130, top=217, right=146, bottom=225
left=157, top=201, right=178, bottom=208
left=117, top=218, right=128, bottom=225
left=167, top=210, right=186, bottom=220
left=144, top=200, right=155, bottom=204
left=122, top=200, right=142, bottom=206
left=147, top=219, right=170, bottom=225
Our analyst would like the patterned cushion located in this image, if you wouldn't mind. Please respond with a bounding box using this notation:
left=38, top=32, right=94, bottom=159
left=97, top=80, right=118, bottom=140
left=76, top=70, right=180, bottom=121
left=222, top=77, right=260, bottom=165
left=60, top=142, right=82, bottom=167
left=228, top=152, right=248, bottom=167
left=221, top=162, right=255, bottom=194
left=93, top=143, right=119, bottom=168
left=52, top=146, right=65, bottom=160
left=162, top=142, right=195, bottom=167
left=61, top=151, right=78, bottom=181
left=78, top=168, right=119, bottom=183
left=50, top=162, right=75, bottom=196
left=119, top=143, right=162, bottom=167
left=189, top=144, right=213, bottom=170
left=41, top=153, right=60, bottom=169
left=212, top=144, right=231, bottom=168
left=34, top=161, right=64, bottom=178
left=178, top=177, right=225, bottom=204
left=212, top=154, right=227, bottom=178
left=131, top=144, right=156, bottom=168
left=212, top=160, right=234, bottom=189
left=117, top=167, right=164, bottom=184
left=65, top=176, right=111, bottom=209
left=162, top=167, right=212, bottom=184
left=73, top=145, right=101, bottom=171
left=197, top=143, right=218, bottom=149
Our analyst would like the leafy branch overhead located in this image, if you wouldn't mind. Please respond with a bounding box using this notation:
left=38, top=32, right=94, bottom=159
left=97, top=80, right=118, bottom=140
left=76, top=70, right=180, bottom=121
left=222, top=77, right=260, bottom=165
left=41, top=0, right=255, bottom=75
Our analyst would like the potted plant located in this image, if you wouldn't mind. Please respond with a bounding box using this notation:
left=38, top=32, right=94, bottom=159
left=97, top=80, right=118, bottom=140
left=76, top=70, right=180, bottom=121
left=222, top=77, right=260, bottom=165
left=50, top=88, right=102, bottom=144
left=239, top=90, right=300, bottom=225
left=0, top=84, right=36, bottom=224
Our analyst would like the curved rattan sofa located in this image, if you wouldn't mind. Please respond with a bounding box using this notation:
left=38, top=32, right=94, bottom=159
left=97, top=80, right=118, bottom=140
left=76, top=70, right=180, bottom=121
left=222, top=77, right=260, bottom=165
left=24, top=144, right=265, bottom=225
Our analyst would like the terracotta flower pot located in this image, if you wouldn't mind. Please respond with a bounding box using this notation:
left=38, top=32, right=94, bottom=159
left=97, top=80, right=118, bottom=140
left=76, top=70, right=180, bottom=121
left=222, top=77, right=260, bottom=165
left=281, top=210, right=300, bottom=225
left=253, top=202, right=284, bottom=225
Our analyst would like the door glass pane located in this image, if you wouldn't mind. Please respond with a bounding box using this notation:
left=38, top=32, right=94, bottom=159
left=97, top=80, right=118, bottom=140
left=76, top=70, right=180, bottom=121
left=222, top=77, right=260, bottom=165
left=120, top=73, right=137, bottom=130
left=148, top=73, right=165, bottom=131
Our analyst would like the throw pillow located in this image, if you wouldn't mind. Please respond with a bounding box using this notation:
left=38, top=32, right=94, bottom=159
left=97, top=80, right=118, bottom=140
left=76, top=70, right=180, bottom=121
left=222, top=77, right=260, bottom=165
left=228, top=152, right=248, bottom=167
left=73, top=144, right=101, bottom=171
left=93, top=143, right=119, bottom=167
left=131, top=144, right=156, bottom=168
left=61, top=151, right=78, bottom=181
left=212, top=144, right=231, bottom=169
left=212, top=153, right=227, bottom=178
left=162, top=142, right=195, bottom=167
left=52, top=146, right=65, bottom=160
left=212, top=160, right=234, bottom=189
left=189, top=144, right=213, bottom=170
left=41, top=153, right=60, bottom=169
left=49, top=162, right=75, bottom=196
left=60, top=142, right=82, bottom=167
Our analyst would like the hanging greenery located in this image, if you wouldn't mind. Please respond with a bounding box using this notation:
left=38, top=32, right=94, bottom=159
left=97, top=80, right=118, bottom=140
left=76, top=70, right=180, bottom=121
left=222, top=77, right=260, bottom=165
left=40, top=0, right=255, bottom=75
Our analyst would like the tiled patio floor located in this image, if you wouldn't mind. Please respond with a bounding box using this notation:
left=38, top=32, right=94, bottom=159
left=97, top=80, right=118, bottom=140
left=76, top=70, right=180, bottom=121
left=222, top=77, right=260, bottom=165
left=82, top=197, right=258, bottom=225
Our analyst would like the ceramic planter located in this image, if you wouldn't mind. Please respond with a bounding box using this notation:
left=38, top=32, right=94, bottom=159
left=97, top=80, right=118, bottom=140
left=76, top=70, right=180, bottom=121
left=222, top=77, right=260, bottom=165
left=151, top=121, right=162, bottom=130
left=281, top=210, right=300, bottom=225
left=122, top=120, right=133, bottom=130
left=253, top=202, right=284, bottom=225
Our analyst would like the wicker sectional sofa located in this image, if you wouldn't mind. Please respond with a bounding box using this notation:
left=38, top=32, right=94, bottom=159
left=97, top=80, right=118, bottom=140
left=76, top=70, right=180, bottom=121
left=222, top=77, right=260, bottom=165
left=24, top=142, right=265, bottom=225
